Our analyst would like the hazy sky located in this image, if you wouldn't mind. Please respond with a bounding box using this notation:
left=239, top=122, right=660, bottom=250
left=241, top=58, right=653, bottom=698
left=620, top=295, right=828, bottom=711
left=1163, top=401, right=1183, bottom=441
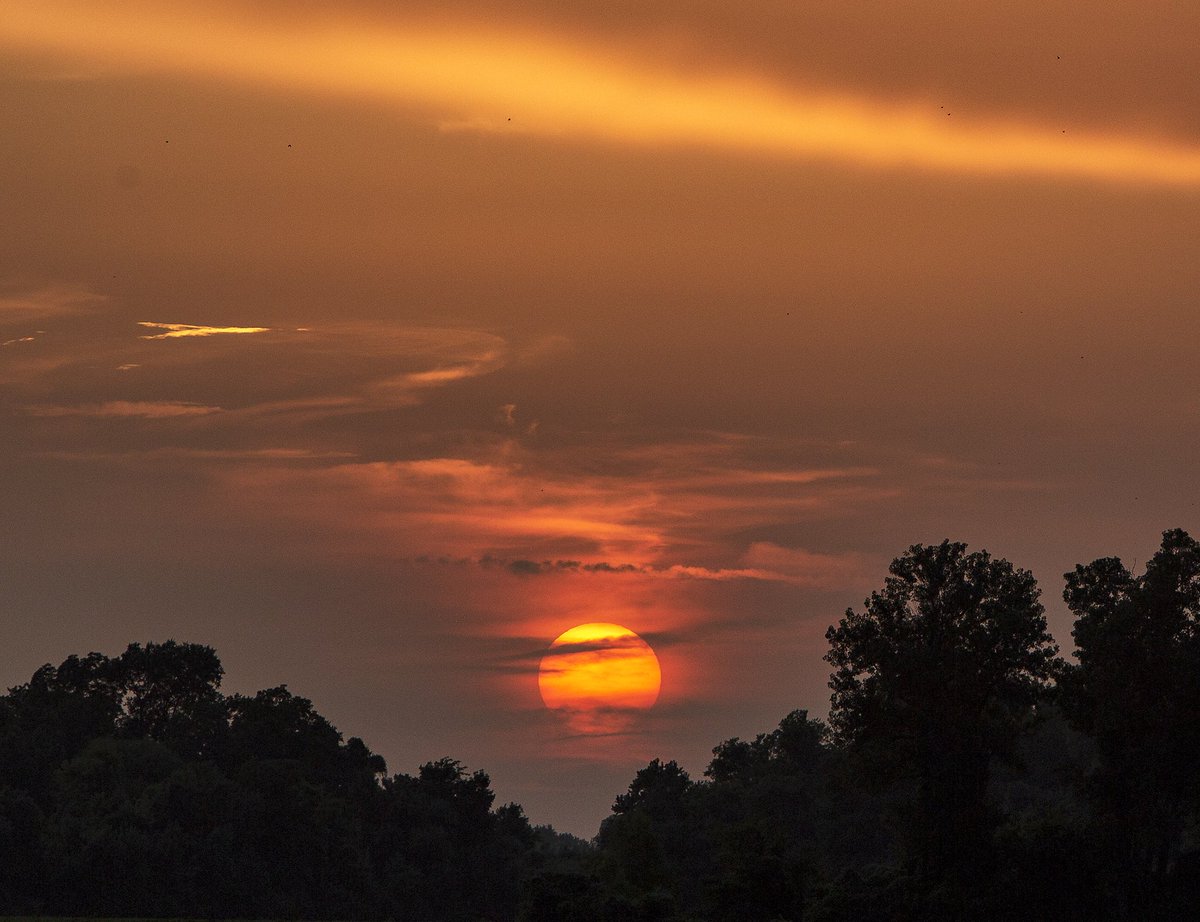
left=3, top=1, right=1199, bottom=834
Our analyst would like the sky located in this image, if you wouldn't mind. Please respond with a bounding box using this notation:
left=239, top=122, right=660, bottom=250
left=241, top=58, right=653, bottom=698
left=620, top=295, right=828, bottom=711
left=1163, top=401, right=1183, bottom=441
left=2, top=1, right=1199, bottom=835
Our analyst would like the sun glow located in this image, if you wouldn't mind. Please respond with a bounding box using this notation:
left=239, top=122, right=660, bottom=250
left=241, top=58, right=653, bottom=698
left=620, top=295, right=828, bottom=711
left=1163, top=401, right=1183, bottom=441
left=538, top=623, right=661, bottom=735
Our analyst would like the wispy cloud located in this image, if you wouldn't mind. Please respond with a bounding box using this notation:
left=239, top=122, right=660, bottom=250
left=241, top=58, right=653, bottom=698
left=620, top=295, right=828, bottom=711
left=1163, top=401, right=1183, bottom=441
left=138, top=322, right=271, bottom=340
left=453, top=551, right=869, bottom=588
left=4, top=4, right=1200, bottom=185
left=207, top=436, right=891, bottom=585
left=28, top=400, right=222, bottom=418
left=7, top=317, right=512, bottom=427
left=0, top=284, right=106, bottom=322
left=35, top=447, right=357, bottom=461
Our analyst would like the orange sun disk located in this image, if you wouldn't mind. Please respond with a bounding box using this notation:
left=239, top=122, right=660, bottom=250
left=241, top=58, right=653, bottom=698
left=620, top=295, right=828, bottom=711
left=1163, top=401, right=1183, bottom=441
left=538, top=623, right=661, bottom=733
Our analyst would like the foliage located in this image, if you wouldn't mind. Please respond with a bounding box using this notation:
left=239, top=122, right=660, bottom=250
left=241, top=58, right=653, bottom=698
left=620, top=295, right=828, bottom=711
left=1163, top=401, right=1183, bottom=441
left=1060, top=528, right=1200, bottom=916
left=0, top=642, right=533, bottom=920
left=824, top=540, right=1060, bottom=900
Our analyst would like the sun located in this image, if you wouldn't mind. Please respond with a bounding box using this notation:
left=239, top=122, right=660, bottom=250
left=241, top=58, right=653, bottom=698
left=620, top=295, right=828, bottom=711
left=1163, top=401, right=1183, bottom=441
left=538, top=623, right=661, bottom=734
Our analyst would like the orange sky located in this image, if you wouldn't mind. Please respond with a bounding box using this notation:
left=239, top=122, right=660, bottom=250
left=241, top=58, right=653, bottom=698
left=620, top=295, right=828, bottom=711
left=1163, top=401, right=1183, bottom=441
left=2, top=1, right=1199, bottom=834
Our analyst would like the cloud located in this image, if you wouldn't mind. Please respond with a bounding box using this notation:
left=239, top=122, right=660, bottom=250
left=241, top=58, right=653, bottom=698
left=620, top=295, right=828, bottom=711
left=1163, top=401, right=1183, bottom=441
left=28, top=400, right=222, bottom=418
left=438, top=117, right=547, bottom=136
left=5, top=316, right=511, bottom=428
left=204, top=436, right=891, bottom=588
left=437, top=552, right=866, bottom=588
left=138, top=322, right=271, bottom=340
left=364, top=340, right=507, bottom=399
left=0, top=284, right=106, bottom=322
left=737, top=543, right=872, bottom=589
left=4, top=4, right=1200, bottom=186
left=35, top=447, right=357, bottom=461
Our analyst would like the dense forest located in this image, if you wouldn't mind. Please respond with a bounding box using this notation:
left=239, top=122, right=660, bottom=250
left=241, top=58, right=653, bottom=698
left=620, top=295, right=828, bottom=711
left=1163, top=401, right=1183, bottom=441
left=2, top=530, right=1199, bottom=921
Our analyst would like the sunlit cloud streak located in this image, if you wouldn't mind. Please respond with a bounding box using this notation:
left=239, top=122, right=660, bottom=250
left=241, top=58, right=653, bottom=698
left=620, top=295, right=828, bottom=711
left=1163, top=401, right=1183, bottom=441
left=5, top=3, right=1200, bottom=186
left=138, top=322, right=272, bottom=340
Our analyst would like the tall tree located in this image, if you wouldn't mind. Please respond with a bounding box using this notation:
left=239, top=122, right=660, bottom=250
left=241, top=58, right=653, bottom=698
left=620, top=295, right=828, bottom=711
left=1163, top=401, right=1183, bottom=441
left=1061, top=528, right=1200, bottom=913
left=825, top=540, right=1059, bottom=901
left=114, top=641, right=225, bottom=758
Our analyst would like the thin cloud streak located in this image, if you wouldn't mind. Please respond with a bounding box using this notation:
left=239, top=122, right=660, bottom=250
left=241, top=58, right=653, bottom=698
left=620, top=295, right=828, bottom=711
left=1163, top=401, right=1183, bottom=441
left=34, top=447, right=358, bottom=462
left=420, top=551, right=870, bottom=589
left=0, top=284, right=106, bottom=322
left=138, top=322, right=272, bottom=340
left=4, top=2, right=1200, bottom=186
left=27, top=401, right=222, bottom=419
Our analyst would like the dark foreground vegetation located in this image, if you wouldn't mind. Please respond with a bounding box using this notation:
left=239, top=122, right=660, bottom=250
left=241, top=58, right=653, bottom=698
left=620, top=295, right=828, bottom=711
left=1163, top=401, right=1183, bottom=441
left=3, top=530, right=1200, bottom=921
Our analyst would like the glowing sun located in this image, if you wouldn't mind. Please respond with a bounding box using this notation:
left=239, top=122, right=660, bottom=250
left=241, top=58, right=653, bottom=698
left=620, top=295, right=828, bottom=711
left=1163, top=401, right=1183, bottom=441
left=538, top=623, right=661, bottom=734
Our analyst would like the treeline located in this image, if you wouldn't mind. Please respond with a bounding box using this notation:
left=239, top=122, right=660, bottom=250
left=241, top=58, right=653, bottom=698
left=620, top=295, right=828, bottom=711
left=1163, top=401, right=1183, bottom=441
left=2, top=530, right=1199, bottom=920
left=0, top=642, right=548, bottom=919
left=579, top=530, right=1200, bottom=921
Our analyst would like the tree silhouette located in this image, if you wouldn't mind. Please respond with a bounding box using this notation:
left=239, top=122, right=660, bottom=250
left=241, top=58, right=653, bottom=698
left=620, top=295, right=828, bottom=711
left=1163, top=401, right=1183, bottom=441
left=0, top=652, right=121, bottom=802
left=1061, top=528, right=1200, bottom=915
left=114, top=641, right=225, bottom=758
left=825, top=540, right=1060, bottom=904
left=0, top=642, right=539, bottom=920
left=702, top=711, right=828, bottom=921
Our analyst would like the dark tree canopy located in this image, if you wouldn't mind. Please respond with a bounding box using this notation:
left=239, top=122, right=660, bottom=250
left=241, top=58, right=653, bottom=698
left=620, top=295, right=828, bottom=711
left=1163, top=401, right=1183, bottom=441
left=115, top=641, right=226, bottom=757
left=0, top=642, right=534, bottom=921
left=706, top=709, right=826, bottom=786
left=826, top=541, right=1059, bottom=752
left=1061, top=528, right=1200, bottom=912
left=824, top=540, right=1060, bottom=898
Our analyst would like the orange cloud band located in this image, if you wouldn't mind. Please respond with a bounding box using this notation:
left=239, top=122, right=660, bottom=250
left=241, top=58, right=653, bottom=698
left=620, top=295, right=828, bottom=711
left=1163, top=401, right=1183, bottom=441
left=5, top=2, right=1200, bottom=186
